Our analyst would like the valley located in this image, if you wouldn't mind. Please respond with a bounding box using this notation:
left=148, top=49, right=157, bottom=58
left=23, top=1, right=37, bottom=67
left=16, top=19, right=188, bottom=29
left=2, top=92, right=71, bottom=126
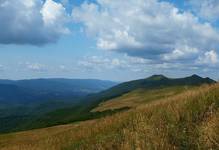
left=0, top=82, right=218, bottom=150
left=0, top=75, right=218, bottom=150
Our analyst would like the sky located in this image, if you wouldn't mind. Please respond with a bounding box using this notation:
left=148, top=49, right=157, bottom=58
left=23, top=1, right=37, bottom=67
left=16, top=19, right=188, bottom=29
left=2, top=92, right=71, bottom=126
left=0, top=0, right=219, bottom=81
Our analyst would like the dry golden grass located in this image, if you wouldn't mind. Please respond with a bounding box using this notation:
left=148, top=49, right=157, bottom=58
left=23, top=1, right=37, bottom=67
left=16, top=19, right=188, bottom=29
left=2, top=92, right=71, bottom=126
left=92, top=86, right=191, bottom=112
left=0, top=84, right=219, bottom=150
left=199, top=110, right=219, bottom=149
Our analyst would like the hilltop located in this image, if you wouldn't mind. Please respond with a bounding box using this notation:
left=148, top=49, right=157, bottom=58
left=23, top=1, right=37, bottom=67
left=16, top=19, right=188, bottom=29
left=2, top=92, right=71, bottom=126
left=92, top=74, right=216, bottom=112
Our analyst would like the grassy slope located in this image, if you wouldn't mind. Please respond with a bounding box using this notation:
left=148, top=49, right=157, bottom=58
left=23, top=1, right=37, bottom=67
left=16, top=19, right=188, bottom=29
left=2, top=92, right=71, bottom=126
left=3, top=75, right=213, bottom=133
left=14, top=85, right=191, bottom=131
left=92, top=86, right=192, bottom=112
left=0, top=83, right=219, bottom=150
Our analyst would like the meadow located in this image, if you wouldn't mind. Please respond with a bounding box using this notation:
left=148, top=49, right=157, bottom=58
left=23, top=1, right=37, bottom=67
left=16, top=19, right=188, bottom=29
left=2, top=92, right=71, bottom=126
left=0, top=83, right=218, bottom=150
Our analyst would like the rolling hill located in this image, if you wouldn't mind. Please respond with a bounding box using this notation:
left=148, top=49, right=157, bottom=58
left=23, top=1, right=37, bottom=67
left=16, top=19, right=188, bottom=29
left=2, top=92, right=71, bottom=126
left=16, top=74, right=216, bottom=132
left=92, top=74, right=215, bottom=101
left=0, top=82, right=218, bottom=150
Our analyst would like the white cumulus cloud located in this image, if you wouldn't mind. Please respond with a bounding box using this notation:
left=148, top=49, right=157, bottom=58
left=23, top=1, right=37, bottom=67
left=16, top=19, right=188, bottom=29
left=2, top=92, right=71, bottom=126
left=72, top=0, right=219, bottom=64
left=0, top=0, right=69, bottom=45
left=197, top=50, right=218, bottom=65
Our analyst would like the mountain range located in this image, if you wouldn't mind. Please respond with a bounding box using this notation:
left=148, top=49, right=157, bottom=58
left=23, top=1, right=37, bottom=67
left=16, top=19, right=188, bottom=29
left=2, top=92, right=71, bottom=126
left=0, top=75, right=215, bottom=132
left=0, top=78, right=117, bottom=133
left=0, top=74, right=216, bottom=133
left=0, top=78, right=117, bottom=105
left=0, top=74, right=218, bottom=150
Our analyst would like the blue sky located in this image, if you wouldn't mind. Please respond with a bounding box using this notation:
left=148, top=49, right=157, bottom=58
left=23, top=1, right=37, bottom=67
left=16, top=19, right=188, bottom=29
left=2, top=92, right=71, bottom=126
left=0, top=0, right=219, bottom=81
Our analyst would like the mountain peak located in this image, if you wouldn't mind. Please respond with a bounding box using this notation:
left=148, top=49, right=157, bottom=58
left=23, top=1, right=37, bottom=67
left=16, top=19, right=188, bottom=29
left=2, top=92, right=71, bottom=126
left=147, top=74, right=168, bottom=81
left=192, top=74, right=200, bottom=77
left=190, top=74, right=202, bottom=78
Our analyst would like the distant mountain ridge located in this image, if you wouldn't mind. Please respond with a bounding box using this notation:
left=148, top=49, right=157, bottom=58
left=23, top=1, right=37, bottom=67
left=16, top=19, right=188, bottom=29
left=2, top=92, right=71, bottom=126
left=0, top=75, right=216, bottom=133
left=86, top=74, right=216, bottom=104
left=23, top=74, right=216, bottom=132
left=0, top=78, right=118, bottom=104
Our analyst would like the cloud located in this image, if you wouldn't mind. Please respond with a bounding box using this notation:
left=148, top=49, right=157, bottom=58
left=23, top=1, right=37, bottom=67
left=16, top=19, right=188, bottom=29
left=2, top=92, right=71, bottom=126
left=77, top=54, right=210, bottom=75
left=72, top=0, right=219, bottom=65
left=188, top=0, right=219, bottom=21
left=59, top=65, right=67, bottom=70
left=78, top=56, right=112, bottom=71
left=25, top=62, right=47, bottom=72
left=78, top=55, right=151, bottom=72
left=0, top=65, right=4, bottom=71
left=57, top=65, right=73, bottom=72
left=162, top=46, right=198, bottom=61
left=196, top=50, right=218, bottom=65
left=0, top=0, right=69, bottom=45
